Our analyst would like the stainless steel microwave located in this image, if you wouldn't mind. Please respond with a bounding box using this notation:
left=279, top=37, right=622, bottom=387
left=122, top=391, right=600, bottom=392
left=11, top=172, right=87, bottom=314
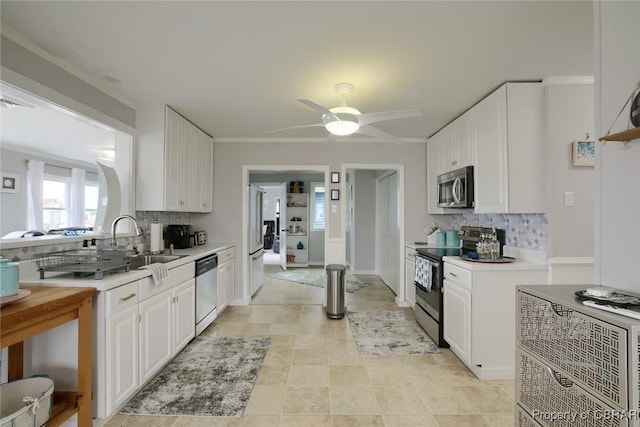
left=437, top=166, right=474, bottom=208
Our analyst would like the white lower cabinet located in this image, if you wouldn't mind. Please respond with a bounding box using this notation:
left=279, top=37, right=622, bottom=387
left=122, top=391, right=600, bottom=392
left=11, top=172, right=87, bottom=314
left=217, top=259, right=234, bottom=313
left=104, top=262, right=195, bottom=417
left=404, top=247, right=416, bottom=307
left=139, top=290, right=173, bottom=384
left=443, top=277, right=471, bottom=364
left=442, top=259, right=547, bottom=380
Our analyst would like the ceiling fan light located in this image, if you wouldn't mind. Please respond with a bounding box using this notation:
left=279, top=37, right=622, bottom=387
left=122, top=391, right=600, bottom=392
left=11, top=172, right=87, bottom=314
left=323, top=106, right=361, bottom=136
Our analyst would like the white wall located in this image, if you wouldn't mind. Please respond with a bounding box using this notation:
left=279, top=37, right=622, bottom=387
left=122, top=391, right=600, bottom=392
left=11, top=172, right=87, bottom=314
left=544, top=77, right=596, bottom=258
left=208, top=140, right=427, bottom=302
left=595, top=1, right=640, bottom=292
left=0, top=149, right=28, bottom=235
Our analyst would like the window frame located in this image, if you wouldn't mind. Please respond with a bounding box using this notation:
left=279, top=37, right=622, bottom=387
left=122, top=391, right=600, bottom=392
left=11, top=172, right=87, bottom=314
left=42, top=174, right=70, bottom=231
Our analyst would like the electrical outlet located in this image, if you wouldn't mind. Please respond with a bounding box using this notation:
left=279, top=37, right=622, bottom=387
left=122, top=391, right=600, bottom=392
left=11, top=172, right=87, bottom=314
left=564, top=191, right=575, bottom=207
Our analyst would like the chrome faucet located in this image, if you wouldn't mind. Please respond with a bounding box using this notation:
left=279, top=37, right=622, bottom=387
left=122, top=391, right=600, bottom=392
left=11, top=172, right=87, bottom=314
left=110, top=215, right=144, bottom=246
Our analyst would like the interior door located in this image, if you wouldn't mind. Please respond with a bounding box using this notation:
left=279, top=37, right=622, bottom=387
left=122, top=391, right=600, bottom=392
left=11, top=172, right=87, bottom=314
left=278, top=182, right=287, bottom=270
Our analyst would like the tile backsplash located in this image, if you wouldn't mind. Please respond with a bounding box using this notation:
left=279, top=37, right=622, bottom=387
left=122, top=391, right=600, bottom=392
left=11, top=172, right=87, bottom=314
left=444, top=213, right=548, bottom=251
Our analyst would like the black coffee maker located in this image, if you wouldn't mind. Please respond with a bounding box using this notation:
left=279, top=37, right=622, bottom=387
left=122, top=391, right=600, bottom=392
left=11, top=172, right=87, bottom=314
left=165, top=224, right=193, bottom=249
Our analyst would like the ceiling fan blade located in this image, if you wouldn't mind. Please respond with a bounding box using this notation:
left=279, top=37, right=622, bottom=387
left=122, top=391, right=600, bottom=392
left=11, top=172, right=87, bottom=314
left=355, top=125, right=404, bottom=144
left=358, top=110, right=422, bottom=127
left=263, top=123, right=324, bottom=134
left=297, top=99, right=340, bottom=122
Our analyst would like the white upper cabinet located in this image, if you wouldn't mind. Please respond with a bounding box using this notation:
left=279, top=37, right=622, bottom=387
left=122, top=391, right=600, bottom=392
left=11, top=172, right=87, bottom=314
left=137, top=106, right=214, bottom=212
left=474, top=83, right=544, bottom=214
left=427, top=82, right=544, bottom=215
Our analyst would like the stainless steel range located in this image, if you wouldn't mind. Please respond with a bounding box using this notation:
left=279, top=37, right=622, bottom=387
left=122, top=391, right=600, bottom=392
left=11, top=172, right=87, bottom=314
left=414, top=226, right=505, bottom=347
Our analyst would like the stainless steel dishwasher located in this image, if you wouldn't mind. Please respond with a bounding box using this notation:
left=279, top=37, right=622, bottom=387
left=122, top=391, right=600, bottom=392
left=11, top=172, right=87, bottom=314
left=195, top=253, right=218, bottom=336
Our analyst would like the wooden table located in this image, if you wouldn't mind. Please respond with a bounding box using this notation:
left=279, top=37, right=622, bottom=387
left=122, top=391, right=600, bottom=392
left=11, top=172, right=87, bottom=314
left=0, top=286, right=97, bottom=427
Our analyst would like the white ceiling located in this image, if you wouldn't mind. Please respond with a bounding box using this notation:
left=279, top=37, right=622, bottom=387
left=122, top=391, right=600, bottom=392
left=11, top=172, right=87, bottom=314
left=0, top=1, right=594, bottom=144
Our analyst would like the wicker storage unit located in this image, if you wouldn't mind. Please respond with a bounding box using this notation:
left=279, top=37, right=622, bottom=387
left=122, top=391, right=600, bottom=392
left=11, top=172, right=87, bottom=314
left=516, top=285, right=640, bottom=427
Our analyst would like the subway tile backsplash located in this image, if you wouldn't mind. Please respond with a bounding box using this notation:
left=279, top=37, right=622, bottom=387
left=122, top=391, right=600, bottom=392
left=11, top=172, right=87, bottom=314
left=445, top=213, right=548, bottom=251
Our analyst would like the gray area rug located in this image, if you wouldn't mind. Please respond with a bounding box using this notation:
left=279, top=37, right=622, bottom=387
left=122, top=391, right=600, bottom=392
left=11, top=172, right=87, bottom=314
left=120, top=336, right=270, bottom=417
left=347, top=311, right=441, bottom=355
left=265, top=268, right=369, bottom=293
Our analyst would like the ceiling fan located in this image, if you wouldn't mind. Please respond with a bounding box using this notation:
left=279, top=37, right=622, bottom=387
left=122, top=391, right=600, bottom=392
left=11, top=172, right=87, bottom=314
left=266, top=83, right=422, bottom=142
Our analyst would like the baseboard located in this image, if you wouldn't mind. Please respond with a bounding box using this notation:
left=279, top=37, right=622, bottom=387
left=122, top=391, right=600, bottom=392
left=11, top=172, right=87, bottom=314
left=231, top=296, right=251, bottom=306
left=349, top=269, right=377, bottom=275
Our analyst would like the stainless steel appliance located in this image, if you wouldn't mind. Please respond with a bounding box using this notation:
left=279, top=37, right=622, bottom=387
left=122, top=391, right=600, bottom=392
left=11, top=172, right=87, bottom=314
left=194, top=230, right=207, bottom=245
left=414, top=225, right=505, bottom=347
left=248, top=184, right=264, bottom=296
left=437, top=166, right=474, bottom=208
left=165, top=224, right=193, bottom=249
left=195, top=253, right=218, bottom=336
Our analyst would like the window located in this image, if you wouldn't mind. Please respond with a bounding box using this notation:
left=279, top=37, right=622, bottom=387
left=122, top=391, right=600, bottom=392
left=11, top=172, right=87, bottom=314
left=42, top=177, right=69, bottom=230
left=311, top=182, right=325, bottom=230
left=84, top=181, right=99, bottom=228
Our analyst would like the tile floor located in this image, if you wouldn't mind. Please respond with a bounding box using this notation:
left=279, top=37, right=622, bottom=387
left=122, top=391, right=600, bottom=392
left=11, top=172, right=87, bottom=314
left=105, top=268, right=516, bottom=427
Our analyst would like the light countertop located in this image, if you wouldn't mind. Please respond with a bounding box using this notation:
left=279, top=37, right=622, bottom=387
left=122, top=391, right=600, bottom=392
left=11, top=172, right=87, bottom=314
left=18, top=242, right=234, bottom=291
left=444, top=255, right=548, bottom=271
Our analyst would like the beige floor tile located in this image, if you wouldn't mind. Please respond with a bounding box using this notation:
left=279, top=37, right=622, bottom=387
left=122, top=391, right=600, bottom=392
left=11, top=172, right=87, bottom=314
left=382, top=415, right=439, bottom=427
left=499, top=382, right=516, bottom=400
left=434, top=414, right=491, bottom=427
left=263, top=347, right=294, bottom=365
left=268, top=322, right=300, bottom=335
left=278, top=415, right=332, bottom=427
left=329, top=365, right=370, bottom=386
left=172, top=416, right=231, bottom=426
left=240, top=323, right=272, bottom=335
left=329, top=386, right=380, bottom=415
left=366, top=365, right=412, bottom=386
left=292, top=348, right=328, bottom=365
left=226, top=414, right=280, bottom=427
left=267, top=335, right=296, bottom=349
left=482, top=413, right=517, bottom=427
left=288, top=365, right=329, bottom=386
left=458, top=386, right=514, bottom=413
left=294, top=334, right=327, bottom=349
left=432, top=349, right=464, bottom=365
left=282, top=386, right=330, bottom=415
left=103, top=413, right=128, bottom=426
left=244, top=385, right=286, bottom=415
left=332, top=415, right=385, bottom=427
left=373, top=386, right=427, bottom=415
left=416, top=385, right=476, bottom=414
left=256, top=365, right=290, bottom=385
left=440, top=364, right=484, bottom=385
left=327, top=348, right=364, bottom=366
left=405, top=364, right=453, bottom=387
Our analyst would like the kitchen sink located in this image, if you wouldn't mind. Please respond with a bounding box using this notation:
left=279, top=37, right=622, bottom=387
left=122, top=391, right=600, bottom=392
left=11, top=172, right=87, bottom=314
left=129, top=254, right=186, bottom=269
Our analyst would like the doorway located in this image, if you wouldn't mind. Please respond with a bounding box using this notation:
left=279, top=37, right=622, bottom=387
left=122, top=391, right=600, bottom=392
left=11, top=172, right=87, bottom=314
left=343, top=164, right=405, bottom=305
left=243, top=166, right=329, bottom=303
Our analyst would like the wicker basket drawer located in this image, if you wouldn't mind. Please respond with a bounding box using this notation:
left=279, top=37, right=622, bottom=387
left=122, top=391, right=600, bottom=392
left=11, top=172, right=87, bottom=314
left=518, top=405, right=543, bottom=427
left=517, top=349, right=626, bottom=427
left=517, top=292, right=627, bottom=408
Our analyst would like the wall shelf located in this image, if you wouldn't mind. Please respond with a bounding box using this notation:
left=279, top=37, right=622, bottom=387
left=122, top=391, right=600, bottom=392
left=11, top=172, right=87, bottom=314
left=599, top=127, right=640, bottom=142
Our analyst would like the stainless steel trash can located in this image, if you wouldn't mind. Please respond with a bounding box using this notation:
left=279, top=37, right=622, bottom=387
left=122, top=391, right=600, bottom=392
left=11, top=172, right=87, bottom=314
left=326, top=264, right=346, bottom=319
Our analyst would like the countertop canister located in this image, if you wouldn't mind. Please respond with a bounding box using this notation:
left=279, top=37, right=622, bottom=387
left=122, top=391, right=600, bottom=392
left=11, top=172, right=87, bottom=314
left=445, top=229, right=460, bottom=247
left=0, top=258, right=19, bottom=297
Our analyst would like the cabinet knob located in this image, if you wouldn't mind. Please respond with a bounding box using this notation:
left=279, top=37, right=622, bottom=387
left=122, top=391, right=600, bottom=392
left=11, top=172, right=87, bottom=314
left=451, top=160, right=458, bottom=166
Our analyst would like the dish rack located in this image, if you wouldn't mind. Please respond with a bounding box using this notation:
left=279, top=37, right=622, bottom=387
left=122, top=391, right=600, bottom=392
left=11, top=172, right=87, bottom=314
left=36, top=248, right=131, bottom=280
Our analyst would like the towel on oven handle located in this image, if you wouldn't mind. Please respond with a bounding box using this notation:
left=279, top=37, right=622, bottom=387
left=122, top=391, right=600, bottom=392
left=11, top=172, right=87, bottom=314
left=414, top=256, right=432, bottom=292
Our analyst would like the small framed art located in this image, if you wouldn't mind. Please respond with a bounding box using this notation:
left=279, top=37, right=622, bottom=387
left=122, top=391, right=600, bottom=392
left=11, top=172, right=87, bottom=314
left=331, top=172, right=340, bottom=183
left=1, top=173, right=19, bottom=193
left=330, top=189, right=340, bottom=201
left=572, top=140, right=595, bottom=167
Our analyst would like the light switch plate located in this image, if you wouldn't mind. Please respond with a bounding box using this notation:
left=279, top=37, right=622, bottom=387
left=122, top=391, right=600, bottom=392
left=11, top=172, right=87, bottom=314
left=564, top=191, right=575, bottom=207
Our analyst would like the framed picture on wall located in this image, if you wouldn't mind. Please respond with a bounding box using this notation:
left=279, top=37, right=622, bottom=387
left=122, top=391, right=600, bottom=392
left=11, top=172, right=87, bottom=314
left=330, top=189, right=340, bottom=201
left=1, top=173, right=19, bottom=193
left=572, top=140, right=595, bottom=167
left=331, top=172, right=340, bottom=183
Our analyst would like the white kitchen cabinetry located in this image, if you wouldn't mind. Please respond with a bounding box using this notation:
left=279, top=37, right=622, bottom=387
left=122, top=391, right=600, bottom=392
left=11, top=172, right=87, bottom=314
left=473, top=83, right=544, bottom=214
left=137, top=106, right=213, bottom=212
left=216, top=247, right=235, bottom=312
left=442, top=110, right=474, bottom=171
left=404, top=247, right=416, bottom=307
left=286, top=193, right=309, bottom=267
left=104, top=262, right=195, bottom=416
left=443, top=259, right=547, bottom=379
left=427, top=132, right=445, bottom=214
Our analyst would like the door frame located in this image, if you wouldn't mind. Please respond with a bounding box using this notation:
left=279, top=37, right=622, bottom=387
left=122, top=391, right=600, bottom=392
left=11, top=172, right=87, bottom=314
left=242, top=165, right=330, bottom=304
left=340, top=163, right=406, bottom=306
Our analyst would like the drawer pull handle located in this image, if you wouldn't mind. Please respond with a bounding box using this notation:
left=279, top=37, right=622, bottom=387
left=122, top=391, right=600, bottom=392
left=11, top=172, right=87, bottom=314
left=449, top=272, right=458, bottom=278
left=119, top=293, right=136, bottom=302
left=547, top=367, right=573, bottom=388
